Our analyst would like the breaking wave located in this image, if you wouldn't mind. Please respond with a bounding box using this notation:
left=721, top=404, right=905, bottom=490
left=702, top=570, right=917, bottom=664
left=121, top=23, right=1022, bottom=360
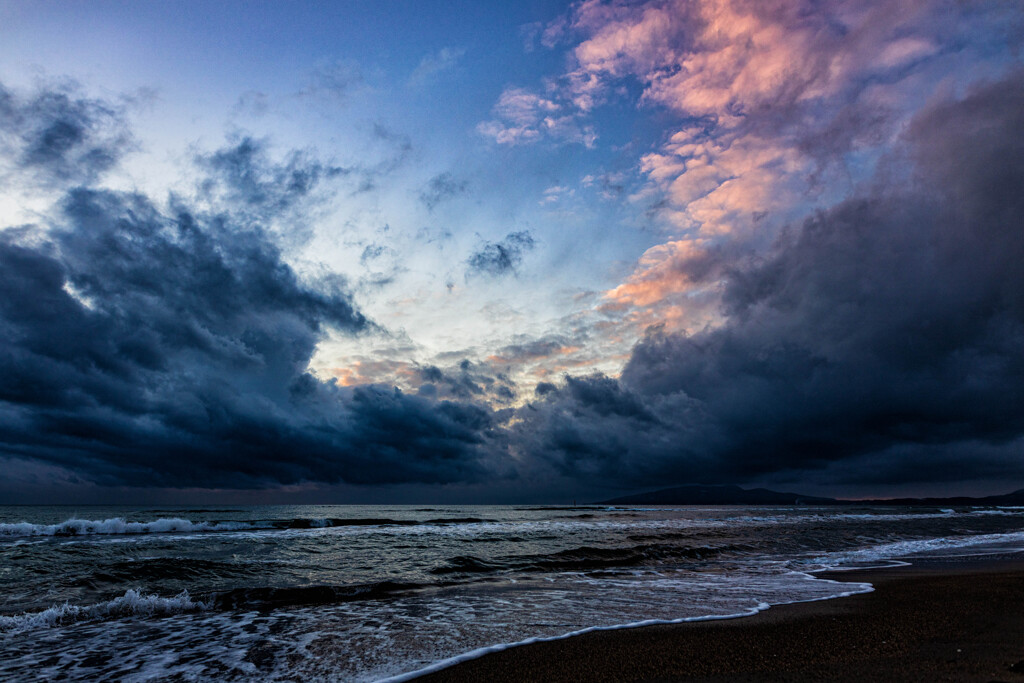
left=0, top=581, right=434, bottom=635
left=812, top=530, right=1024, bottom=567
left=0, top=590, right=206, bottom=634
left=0, top=515, right=493, bottom=539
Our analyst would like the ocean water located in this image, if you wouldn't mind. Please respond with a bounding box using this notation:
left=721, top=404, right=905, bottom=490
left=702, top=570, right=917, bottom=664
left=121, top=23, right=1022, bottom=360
left=2, top=504, right=1023, bottom=681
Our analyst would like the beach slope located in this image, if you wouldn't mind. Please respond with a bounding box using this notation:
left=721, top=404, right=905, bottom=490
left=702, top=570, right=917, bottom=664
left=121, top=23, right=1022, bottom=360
left=418, top=557, right=1024, bottom=682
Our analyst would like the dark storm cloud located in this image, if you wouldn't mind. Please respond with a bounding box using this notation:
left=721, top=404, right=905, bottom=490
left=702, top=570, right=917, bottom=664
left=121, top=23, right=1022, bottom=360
left=485, top=332, right=592, bottom=374
left=199, top=127, right=409, bottom=213
left=0, top=189, right=499, bottom=487
left=419, top=172, right=467, bottom=210
left=535, top=382, right=557, bottom=396
left=0, top=81, right=133, bottom=186
left=0, top=83, right=501, bottom=489
left=5, top=69, right=1023, bottom=497
left=512, top=71, right=1024, bottom=488
left=417, top=361, right=517, bottom=403
left=197, top=130, right=412, bottom=253
left=514, top=374, right=669, bottom=481
left=492, top=337, right=571, bottom=363
left=197, top=136, right=350, bottom=218
left=466, top=230, right=536, bottom=277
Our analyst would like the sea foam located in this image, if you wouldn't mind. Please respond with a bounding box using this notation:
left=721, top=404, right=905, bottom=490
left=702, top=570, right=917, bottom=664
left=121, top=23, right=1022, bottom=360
left=0, top=589, right=207, bottom=634
left=0, top=517, right=242, bottom=538
left=814, top=530, right=1024, bottom=567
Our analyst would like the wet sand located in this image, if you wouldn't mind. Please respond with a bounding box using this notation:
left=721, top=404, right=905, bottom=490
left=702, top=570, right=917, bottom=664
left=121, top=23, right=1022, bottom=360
left=417, top=554, right=1024, bottom=682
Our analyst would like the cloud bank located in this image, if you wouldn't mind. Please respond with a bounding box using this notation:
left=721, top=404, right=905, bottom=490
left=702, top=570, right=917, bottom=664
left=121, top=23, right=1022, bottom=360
left=513, top=71, right=1024, bottom=489
left=1, top=1, right=1022, bottom=499
left=0, top=82, right=501, bottom=490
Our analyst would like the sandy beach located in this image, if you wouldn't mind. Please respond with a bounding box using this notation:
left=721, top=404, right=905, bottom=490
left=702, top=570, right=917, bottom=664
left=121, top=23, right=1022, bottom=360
left=418, top=555, right=1024, bottom=682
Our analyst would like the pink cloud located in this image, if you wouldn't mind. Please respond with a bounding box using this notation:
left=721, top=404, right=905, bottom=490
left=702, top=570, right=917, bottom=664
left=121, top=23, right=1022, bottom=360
left=567, top=0, right=942, bottom=118
left=477, top=86, right=597, bottom=146
left=551, top=0, right=998, bottom=332
left=479, top=0, right=1014, bottom=368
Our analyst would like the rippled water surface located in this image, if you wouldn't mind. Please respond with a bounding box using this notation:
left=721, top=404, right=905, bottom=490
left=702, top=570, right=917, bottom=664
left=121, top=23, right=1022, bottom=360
left=2, top=504, right=1023, bottom=681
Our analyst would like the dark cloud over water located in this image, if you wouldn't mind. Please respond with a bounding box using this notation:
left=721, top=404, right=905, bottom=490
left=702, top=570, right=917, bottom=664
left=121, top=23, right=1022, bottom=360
left=0, top=83, right=497, bottom=490
left=2, top=72, right=1024, bottom=497
left=0, top=188, right=496, bottom=486
left=514, top=72, right=1024, bottom=489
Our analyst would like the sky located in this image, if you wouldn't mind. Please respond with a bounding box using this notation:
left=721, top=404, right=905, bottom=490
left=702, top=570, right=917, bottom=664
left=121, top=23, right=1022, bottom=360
left=0, top=0, right=1022, bottom=504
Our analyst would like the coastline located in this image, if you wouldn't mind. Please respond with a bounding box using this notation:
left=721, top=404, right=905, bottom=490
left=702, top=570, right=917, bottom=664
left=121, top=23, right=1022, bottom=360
left=413, top=554, right=1024, bottom=682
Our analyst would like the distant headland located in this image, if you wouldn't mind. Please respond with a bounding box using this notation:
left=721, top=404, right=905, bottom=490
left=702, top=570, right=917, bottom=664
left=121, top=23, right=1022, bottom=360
left=598, top=484, right=1024, bottom=506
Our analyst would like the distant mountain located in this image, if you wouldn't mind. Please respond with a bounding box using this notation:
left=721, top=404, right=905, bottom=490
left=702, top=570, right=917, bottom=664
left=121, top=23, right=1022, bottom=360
left=857, top=489, right=1024, bottom=507
left=598, top=485, right=1024, bottom=507
left=598, top=484, right=836, bottom=506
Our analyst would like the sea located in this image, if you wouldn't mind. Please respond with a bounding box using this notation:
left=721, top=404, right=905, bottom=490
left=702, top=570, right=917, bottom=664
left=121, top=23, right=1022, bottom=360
left=2, top=503, right=1023, bottom=682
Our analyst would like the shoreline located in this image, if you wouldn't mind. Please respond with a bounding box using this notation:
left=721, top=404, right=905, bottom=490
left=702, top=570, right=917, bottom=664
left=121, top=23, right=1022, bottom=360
left=413, top=553, right=1024, bottom=682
